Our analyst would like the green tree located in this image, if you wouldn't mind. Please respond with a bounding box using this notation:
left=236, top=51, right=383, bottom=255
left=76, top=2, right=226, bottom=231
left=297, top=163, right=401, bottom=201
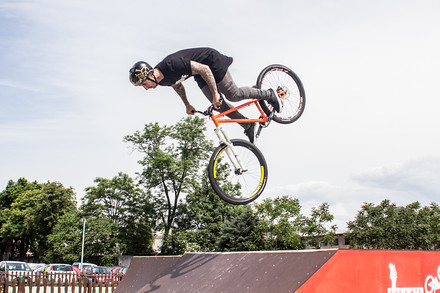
left=0, top=178, right=41, bottom=259
left=170, top=172, right=234, bottom=254
left=124, top=116, right=212, bottom=252
left=301, top=202, right=337, bottom=248
left=418, top=203, right=440, bottom=249
left=47, top=212, right=126, bottom=266
left=45, top=209, right=82, bottom=263
left=413, top=202, right=439, bottom=249
left=346, top=200, right=440, bottom=250
left=254, top=196, right=304, bottom=250
left=0, top=180, right=76, bottom=260
left=216, top=206, right=260, bottom=251
left=83, top=216, right=120, bottom=266
left=81, top=172, right=154, bottom=255
left=159, top=230, right=189, bottom=255
left=33, top=182, right=77, bottom=257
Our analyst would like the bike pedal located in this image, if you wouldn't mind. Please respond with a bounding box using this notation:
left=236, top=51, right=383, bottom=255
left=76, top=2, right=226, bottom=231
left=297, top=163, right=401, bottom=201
left=258, top=116, right=271, bottom=128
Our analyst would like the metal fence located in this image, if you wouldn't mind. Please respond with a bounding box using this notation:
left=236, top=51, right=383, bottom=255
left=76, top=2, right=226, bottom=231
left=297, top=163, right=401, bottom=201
left=0, top=271, right=123, bottom=293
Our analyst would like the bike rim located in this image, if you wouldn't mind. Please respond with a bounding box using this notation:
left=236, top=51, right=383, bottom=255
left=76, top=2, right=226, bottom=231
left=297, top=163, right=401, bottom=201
left=260, top=68, right=304, bottom=122
left=213, top=145, right=266, bottom=201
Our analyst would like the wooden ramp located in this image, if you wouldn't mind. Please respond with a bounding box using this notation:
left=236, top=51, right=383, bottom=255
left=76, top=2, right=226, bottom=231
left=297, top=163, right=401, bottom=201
left=115, top=250, right=337, bottom=293
left=115, top=249, right=440, bottom=292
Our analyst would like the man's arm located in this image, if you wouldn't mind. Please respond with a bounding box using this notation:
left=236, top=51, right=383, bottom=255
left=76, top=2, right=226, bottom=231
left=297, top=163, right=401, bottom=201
left=190, top=61, right=222, bottom=109
left=171, top=82, right=195, bottom=115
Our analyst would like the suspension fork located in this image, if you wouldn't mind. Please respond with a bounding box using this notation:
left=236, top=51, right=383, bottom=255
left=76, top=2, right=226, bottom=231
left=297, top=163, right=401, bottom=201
left=214, top=126, right=247, bottom=172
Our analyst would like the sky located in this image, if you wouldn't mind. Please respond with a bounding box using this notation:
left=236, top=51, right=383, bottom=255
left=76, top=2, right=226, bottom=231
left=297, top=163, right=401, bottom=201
left=1, top=0, right=440, bottom=231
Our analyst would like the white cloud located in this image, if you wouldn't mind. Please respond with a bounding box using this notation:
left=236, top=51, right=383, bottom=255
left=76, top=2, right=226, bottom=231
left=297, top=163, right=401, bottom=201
left=1, top=0, right=440, bottom=231
left=352, top=157, right=440, bottom=201
left=261, top=157, right=440, bottom=231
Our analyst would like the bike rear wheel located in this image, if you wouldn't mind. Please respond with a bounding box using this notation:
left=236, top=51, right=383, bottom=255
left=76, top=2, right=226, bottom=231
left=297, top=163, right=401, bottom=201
left=257, top=64, right=306, bottom=124
left=208, top=139, right=268, bottom=205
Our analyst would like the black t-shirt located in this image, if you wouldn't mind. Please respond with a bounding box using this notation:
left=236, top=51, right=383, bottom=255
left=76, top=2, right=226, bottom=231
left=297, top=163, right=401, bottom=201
left=156, top=48, right=233, bottom=88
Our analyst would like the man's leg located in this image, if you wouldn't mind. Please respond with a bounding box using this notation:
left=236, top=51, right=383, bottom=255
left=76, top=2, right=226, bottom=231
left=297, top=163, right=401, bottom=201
left=218, top=71, right=271, bottom=102
left=218, top=71, right=280, bottom=112
left=200, top=85, right=249, bottom=129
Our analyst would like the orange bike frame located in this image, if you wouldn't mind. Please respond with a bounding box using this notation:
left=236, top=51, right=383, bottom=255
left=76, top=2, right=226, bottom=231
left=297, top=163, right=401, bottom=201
left=210, top=99, right=269, bottom=127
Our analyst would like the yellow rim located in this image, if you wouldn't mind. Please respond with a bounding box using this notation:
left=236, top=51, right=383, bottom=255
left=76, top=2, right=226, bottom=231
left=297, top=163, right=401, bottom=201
left=247, top=165, right=265, bottom=198
left=213, top=147, right=227, bottom=179
left=213, top=145, right=265, bottom=200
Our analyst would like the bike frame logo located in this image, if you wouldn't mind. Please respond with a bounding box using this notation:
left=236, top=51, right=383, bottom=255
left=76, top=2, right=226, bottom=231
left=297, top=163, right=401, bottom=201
left=387, top=263, right=440, bottom=293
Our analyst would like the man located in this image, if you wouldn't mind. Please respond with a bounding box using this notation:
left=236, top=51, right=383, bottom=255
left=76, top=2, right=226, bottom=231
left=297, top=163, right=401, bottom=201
left=129, top=47, right=280, bottom=143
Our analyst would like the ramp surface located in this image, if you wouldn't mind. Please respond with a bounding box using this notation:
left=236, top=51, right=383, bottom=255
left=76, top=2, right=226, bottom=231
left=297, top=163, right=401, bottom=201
left=115, top=250, right=336, bottom=293
left=116, top=249, right=440, bottom=292
left=297, top=249, right=440, bottom=292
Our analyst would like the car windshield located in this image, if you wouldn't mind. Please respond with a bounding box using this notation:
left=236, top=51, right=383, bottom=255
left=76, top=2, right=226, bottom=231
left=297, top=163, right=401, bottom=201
left=53, top=265, right=73, bottom=272
left=92, top=267, right=111, bottom=274
left=35, top=266, right=48, bottom=272
left=6, top=263, right=29, bottom=271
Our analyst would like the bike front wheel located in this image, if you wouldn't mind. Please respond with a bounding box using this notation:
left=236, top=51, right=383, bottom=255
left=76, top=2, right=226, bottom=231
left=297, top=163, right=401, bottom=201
left=257, top=64, right=306, bottom=124
left=208, top=139, right=268, bottom=205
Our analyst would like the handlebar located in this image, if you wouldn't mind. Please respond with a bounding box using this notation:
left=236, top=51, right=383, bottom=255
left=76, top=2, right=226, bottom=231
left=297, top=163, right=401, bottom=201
left=192, top=105, right=215, bottom=116
left=192, top=96, right=224, bottom=116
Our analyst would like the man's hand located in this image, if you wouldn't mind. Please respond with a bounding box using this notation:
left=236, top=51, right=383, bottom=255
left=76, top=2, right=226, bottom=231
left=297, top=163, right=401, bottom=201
left=212, top=93, right=222, bottom=110
left=186, top=104, right=196, bottom=115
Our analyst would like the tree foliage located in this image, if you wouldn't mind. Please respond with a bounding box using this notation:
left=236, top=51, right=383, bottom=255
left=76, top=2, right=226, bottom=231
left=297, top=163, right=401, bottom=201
left=0, top=179, right=76, bottom=260
left=48, top=213, right=121, bottom=266
left=254, top=196, right=304, bottom=250
left=46, top=210, right=82, bottom=264
left=124, top=116, right=212, bottom=249
left=45, top=172, right=155, bottom=265
left=301, top=203, right=337, bottom=248
left=81, top=172, right=154, bottom=255
left=216, top=206, right=260, bottom=251
left=169, top=172, right=234, bottom=254
left=346, top=200, right=440, bottom=250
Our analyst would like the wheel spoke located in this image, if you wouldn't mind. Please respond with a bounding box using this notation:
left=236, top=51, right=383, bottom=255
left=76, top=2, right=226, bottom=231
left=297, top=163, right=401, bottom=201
left=208, top=140, right=267, bottom=205
left=257, top=65, right=306, bottom=124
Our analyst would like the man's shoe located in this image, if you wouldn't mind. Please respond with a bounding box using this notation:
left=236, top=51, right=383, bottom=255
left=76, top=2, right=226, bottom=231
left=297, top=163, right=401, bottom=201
left=244, top=123, right=255, bottom=144
left=267, top=88, right=281, bottom=113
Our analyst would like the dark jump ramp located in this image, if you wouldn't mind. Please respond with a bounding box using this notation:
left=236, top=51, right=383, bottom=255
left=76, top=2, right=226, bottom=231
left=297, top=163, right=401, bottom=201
left=115, top=249, right=337, bottom=293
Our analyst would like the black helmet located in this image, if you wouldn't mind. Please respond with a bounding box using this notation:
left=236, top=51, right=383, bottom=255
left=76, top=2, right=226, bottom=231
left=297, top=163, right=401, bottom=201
left=129, top=61, right=154, bottom=86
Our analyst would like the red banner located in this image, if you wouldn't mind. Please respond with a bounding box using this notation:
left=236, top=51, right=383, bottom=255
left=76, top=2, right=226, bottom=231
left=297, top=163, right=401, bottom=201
left=298, top=250, right=440, bottom=292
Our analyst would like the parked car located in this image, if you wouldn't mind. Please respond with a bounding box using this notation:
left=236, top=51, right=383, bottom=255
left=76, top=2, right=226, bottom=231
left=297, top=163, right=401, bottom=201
left=110, top=266, right=124, bottom=274
left=84, top=266, right=116, bottom=283
left=34, top=264, right=79, bottom=282
left=0, top=261, right=33, bottom=282
left=116, top=267, right=128, bottom=274
left=28, top=263, right=47, bottom=271
left=47, top=264, right=80, bottom=274
left=72, top=262, right=97, bottom=273
left=33, top=265, right=48, bottom=273
left=0, top=261, right=32, bottom=272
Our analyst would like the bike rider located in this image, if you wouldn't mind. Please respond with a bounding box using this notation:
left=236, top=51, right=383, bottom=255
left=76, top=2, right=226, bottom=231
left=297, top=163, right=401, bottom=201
left=129, top=47, right=281, bottom=144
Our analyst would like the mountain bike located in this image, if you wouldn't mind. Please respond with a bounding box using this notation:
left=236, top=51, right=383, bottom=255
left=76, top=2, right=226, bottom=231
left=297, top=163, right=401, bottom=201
left=195, top=64, right=305, bottom=205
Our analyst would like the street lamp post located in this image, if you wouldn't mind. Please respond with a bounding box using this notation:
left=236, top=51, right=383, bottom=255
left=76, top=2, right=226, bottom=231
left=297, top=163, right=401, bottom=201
left=80, top=218, right=86, bottom=272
